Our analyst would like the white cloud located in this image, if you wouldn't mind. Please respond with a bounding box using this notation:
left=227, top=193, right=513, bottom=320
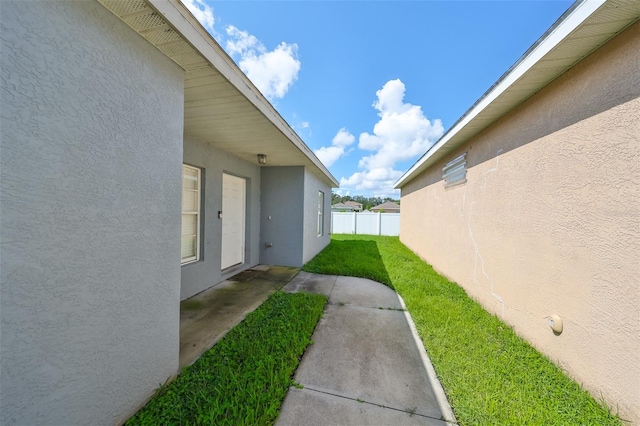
left=358, top=79, right=444, bottom=169
left=180, top=0, right=215, bottom=32
left=315, top=128, right=355, bottom=168
left=225, top=26, right=300, bottom=100
left=340, top=79, right=444, bottom=196
left=289, top=114, right=310, bottom=132
left=333, top=128, right=356, bottom=147
left=293, top=120, right=311, bottom=134
left=339, top=168, right=404, bottom=198
left=225, top=25, right=260, bottom=56
left=176, top=4, right=301, bottom=101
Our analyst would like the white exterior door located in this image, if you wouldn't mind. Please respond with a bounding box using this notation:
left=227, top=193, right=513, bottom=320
left=221, top=173, right=246, bottom=269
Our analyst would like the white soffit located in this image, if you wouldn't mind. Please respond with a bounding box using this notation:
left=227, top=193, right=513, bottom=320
left=395, top=0, right=640, bottom=189
left=97, top=0, right=338, bottom=187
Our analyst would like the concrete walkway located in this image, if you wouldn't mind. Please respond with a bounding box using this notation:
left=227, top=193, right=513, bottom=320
left=278, top=272, right=457, bottom=425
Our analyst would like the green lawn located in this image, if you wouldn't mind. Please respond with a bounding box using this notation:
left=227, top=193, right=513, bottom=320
left=303, top=234, right=621, bottom=425
left=127, top=291, right=326, bottom=426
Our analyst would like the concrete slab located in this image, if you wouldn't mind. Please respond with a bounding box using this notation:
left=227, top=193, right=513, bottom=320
left=249, top=264, right=271, bottom=271
left=277, top=388, right=449, bottom=426
left=288, top=303, right=444, bottom=420
left=179, top=276, right=285, bottom=368
left=228, top=269, right=264, bottom=281
left=260, top=266, right=300, bottom=282
left=281, top=271, right=337, bottom=297
left=329, top=275, right=403, bottom=309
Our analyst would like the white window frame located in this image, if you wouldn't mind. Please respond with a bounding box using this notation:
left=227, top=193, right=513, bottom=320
left=317, top=191, right=324, bottom=236
left=181, top=164, right=201, bottom=264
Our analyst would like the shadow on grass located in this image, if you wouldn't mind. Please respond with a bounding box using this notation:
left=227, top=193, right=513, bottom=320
left=303, top=239, right=392, bottom=288
left=305, top=235, right=623, bottom=425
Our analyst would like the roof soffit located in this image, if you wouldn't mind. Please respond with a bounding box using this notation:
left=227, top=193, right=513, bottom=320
left=96, top=0, right=338, bottom=187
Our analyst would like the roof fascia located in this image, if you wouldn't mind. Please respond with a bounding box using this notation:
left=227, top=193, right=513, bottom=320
left=146, top=0, right=339, bottom=187
left=394, top=0, right=606, bottom=189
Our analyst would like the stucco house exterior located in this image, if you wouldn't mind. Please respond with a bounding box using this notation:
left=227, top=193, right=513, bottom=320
left=395, top=0, right=639, bottom=422
left=0, top=0, right=337, bottom=424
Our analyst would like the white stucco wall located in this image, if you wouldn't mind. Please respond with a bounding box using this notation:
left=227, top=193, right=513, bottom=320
left=302, top=169, right=332, bottom=264
left=1, top=1, right=184, bottom=424
left=181, top=136, right=261, bottom=300
left=399, top=22, right=640, bottom=422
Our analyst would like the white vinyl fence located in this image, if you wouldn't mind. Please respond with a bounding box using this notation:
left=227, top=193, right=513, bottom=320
left=331, top=211, right=400, bottom=236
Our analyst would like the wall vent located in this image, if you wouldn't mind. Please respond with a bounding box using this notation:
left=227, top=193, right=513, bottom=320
left=443, top=153, right=467, bottom=188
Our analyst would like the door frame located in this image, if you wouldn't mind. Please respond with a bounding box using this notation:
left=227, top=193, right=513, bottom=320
left=221, top=172, right=246, bottom=270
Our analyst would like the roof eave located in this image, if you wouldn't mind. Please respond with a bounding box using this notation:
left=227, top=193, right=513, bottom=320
left=129, top=0, right=339, bottom=187
left=395, top=0, right=638, bottom=189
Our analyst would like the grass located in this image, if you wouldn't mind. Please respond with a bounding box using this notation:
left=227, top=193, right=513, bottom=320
left=127, top=291, right=327, bottom=426
left=303, top=234, right=621, bottom=425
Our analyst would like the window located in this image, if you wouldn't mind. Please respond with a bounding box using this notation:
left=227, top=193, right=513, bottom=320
left=181, top=165, right=201, bottom=264
left=443, top=152, right=467, bottom=188
left=317, top=191, right=324, bottom=236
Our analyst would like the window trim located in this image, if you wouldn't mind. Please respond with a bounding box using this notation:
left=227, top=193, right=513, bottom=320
left=317, top=191, right=324, bottom=237
left=181, top=164, right=201, bottom=265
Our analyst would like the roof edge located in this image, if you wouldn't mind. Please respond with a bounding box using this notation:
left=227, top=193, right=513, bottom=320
left=394, top=0, right=607, bottom=189
left=146, top=0, right=339, bottom=187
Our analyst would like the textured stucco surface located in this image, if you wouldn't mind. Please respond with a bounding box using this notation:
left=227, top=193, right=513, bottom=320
left=260, top=167, right=305, bottom=267
left=181, top=136, right=261, bottom=300
left=1, top=1, right=184, bottom=425
left=302, top=169, right=331, bottom=264
left=400, top=22, right=640, bottom=422
left=259, top=167, right=331, bottom=267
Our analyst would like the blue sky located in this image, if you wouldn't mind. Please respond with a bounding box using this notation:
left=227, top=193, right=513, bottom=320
left=182, top=0, right=573, bottom=197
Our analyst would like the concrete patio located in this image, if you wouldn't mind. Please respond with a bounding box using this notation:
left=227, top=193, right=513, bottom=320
left=179, top=265, right=298, bottom=368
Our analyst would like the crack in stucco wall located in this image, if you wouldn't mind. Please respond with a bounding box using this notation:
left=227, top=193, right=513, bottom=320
left=468, top=200, right=505, bottom=317
left=468, top=150, right=506, bottom=317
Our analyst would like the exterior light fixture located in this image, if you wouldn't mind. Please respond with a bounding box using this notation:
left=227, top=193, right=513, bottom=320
left=257, top=154, right=267, bottom=165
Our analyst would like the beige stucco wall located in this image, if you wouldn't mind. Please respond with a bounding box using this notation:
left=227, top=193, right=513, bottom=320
left=400, top=22, right=639, bottom=422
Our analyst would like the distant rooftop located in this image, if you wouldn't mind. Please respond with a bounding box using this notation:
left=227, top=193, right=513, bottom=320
left=371, top=201, right=401, bottom=212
